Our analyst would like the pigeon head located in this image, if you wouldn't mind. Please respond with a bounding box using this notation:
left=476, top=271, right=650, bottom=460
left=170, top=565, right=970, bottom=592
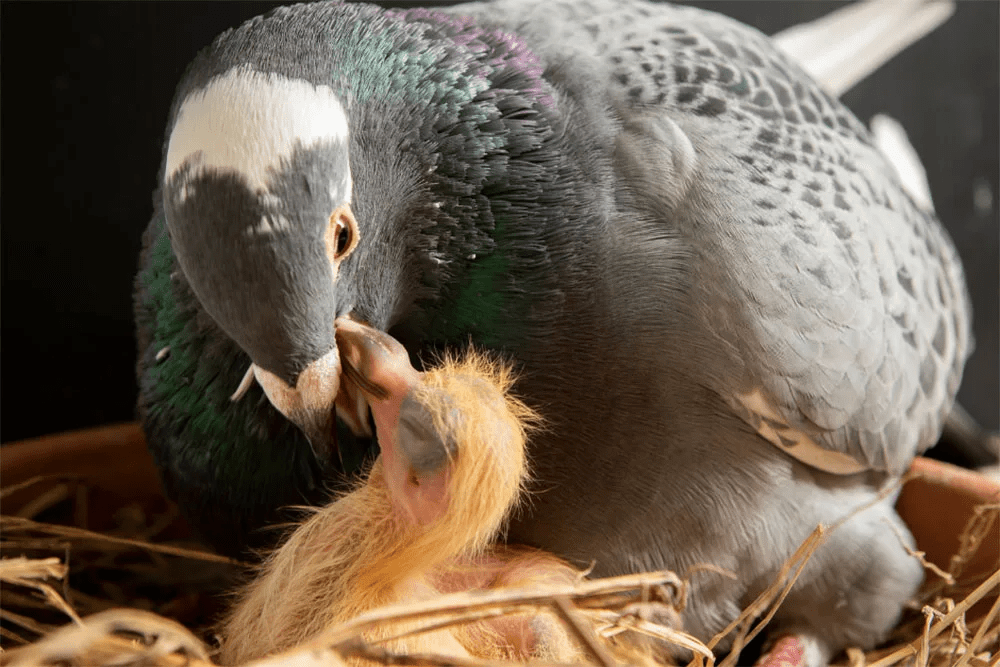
left=159, top=2, right=566, bottom=463
left=164, top=66, right=357, bottom=456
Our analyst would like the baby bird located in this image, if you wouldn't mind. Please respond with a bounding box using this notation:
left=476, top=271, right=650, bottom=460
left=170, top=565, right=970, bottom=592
left=220, top=318, right=585, bottom=665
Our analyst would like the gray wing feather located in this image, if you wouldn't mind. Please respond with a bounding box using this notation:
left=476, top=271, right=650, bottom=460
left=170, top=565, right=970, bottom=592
left=454, top=0, right=972, bottom=475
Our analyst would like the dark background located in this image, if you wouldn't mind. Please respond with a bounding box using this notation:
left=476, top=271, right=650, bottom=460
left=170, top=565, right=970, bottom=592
left=2, top=2, right=997, bottom=453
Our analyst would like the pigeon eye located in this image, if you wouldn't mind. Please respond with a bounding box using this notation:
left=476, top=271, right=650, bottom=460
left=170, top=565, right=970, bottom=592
left=335, top=221, right=351, bottom=255
left=327, top=205, right=359, bottom=263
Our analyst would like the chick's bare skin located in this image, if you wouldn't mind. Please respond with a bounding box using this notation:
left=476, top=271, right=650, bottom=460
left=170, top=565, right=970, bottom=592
left=335, top=317, right=451, bottom=526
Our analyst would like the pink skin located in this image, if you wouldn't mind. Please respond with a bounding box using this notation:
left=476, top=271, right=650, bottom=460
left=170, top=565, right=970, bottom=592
left=335, top=318, right=451, bottom=526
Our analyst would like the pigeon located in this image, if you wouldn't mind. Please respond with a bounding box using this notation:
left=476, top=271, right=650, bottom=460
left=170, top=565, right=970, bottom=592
left=134, top=0, right=972, bottom=661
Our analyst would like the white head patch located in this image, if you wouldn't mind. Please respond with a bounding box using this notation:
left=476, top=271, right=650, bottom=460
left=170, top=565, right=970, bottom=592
left=166, top=67, right=351, bottom=199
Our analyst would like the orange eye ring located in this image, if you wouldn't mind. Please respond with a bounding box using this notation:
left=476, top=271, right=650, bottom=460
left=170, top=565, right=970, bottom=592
left=327, top=204, right=359, bottom=264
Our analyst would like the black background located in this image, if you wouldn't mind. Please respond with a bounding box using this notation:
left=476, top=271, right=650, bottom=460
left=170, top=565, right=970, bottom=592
left=2, top=2, right=997, bottom=451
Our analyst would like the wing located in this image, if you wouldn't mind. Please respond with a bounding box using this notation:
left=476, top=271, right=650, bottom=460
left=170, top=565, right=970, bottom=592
left=455, top=0, right=973, bottom=475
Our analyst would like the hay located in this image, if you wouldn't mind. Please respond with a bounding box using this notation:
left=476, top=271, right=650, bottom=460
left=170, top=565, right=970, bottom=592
left=0, top=470, right=996, bottom=667
left=0, top=473, right=240, bottom=660
left=848, top=503, right=1000, bottom=667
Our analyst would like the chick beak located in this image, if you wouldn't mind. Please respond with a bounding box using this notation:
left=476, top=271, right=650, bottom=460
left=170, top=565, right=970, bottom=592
left=334, top=317, right=392, bottom=433
left=334, top=316, right=421, bottom=408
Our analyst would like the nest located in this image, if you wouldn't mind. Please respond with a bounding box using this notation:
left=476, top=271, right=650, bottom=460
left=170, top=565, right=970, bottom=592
left=0, top=429, right=997, bottom=667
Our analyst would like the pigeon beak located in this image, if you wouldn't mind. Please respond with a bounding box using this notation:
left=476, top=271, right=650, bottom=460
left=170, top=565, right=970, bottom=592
left=251, top=317, right=419, bottom=466
left=251, top=347, right=341, bottom=465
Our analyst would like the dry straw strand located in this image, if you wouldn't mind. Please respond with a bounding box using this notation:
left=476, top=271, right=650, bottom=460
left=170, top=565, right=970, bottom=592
left=0, top=608, right=210, bottom=667
left=551, top=595, right=617, bottom=667
left=0, top=556, right=81, bottom=625
left=316, top=570, right=684, bottom=648
left=949, top=505, right=1000, bottom=581
left=867, top=569, right=1000, bottom=667
left=1, top=515, right=242, bottom=565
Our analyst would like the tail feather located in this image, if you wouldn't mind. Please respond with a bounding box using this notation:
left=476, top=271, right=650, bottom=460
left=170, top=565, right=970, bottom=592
left=773, top=0, right=955, bottom=97
left=870, top=114, right=935, bottom=213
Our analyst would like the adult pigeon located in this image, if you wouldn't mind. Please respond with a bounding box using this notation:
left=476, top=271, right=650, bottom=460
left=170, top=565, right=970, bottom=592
left=134, top=0, right=972, bottom=661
